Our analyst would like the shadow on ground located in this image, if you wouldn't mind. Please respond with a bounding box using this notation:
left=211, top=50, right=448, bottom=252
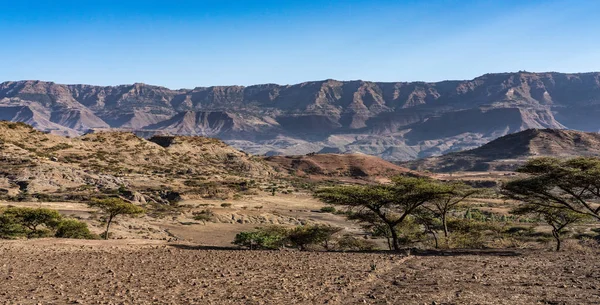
left=168, top=243, right=522, bottom=257
left=410, top=248, right=523, bottom=257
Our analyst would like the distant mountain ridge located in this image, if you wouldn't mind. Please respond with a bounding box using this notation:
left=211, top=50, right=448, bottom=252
left=404, top=129, right=600, bottom=172
left=2, top=71, right=600, bottom=160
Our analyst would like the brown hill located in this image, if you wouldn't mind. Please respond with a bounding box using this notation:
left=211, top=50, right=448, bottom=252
left=404, top=129, right=600, bottom=172
left=265, top=153, right=411, bottom=182
left=3, top=72, right=600, bottom=160
left=0, top=121, right=274, bottom=202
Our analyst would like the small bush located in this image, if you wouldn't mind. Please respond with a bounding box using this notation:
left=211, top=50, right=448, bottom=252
left=55, top=219, right=98, bottom=239
left=445, top=219, right=504, bottom=248
left=233, top=226, right=289, bottom=250
left=319, top=206, right=336, bottom=213
left=221, top=203, right=232, bottom=208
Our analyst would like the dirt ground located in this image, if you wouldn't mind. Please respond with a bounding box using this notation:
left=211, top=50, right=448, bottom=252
left=0, top=192, right=359, bottom=246
left=1, top=239, right=598, bottom=305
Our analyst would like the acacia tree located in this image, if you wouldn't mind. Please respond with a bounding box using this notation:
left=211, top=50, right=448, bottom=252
left=316, top=176, right=446, bottom=251
left=4, top=207, right=62, bottom=237
left=503, top=157, right=600, bottom=220
left=89, top=198, right=145, bottom=240
left=427, top=182, right=478, bottom=242
left=512, top=204, right=587, bottom=251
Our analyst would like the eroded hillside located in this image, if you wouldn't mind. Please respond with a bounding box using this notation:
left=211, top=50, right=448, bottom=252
left=405, top=129, right=600, bottom=172
left=265, top=153, right=413, bottom=183
left=0, top=121, right=275, bottom=202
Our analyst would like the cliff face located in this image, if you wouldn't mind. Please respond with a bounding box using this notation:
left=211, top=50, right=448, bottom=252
left=2, top=71, right=600, bottom=160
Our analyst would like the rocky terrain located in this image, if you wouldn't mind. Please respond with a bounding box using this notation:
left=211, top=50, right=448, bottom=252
left=0, top=121, right=408, bottom=239
left=405, top=129, right=600, bottom=172
left=3, top=71, right=600, bottom=160
left=1, top=239, right=598, bottom=304
left=265, top=153, right=413, bottom=183
left=0, top=121, right=277, bottom=203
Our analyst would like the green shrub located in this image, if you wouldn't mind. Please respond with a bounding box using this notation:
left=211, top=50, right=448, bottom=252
left=233, top=226, right=289, bottom=250
left=447, top=219, right=503, bottom=248
left=319, top=206, right=336, bottom=213
left=447, top=218, right=503, bottom=234
left=55, top=219, right=98, bottom=239
left=0, top=214, right=25, bottom=239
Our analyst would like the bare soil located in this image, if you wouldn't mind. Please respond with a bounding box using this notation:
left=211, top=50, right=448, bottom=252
left=1, top=239, right=598, bottom=304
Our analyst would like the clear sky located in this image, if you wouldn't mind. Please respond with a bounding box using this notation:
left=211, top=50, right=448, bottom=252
left=1, top=0, right=599, bottom=88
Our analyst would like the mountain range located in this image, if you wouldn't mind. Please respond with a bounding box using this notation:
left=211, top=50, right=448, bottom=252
left=2, top=71, right=600, bottom=160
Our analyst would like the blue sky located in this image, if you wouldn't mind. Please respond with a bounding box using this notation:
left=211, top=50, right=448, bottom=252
left=1, top=0, right=599, bottom=88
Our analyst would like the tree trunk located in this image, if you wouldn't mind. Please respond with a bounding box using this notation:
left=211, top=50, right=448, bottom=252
left=27, top=225, right=37, bottom=238
left=385, top=236, right=392, bottom=251
left=430, top=229, right=439, bottom=249
left=552, top=229, right=561, bottom=252
left=388, top=223, right=400, bottom=251
left=105, top=215, right=114, bottom=240
left=442, top=213, right=449, bottom=238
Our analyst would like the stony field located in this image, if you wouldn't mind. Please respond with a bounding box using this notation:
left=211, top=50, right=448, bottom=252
left=1, top=239, right=599, bottom=304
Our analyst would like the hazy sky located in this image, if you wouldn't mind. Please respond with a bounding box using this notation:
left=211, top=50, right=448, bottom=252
left=1, top=0, right=599, bottom=88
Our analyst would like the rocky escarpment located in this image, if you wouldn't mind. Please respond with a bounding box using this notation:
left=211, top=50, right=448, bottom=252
left=2, top=72, right=600, bottom=160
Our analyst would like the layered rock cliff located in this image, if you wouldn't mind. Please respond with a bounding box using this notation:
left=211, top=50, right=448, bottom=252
left=2, top=71, right=599, bottom=160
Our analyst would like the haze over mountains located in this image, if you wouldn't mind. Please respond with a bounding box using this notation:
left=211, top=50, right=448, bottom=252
left=2, top=71, right=600, bottom=161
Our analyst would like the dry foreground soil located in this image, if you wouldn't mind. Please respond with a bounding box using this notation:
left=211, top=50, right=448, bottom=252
left=1, top=240, right=599, bottom=305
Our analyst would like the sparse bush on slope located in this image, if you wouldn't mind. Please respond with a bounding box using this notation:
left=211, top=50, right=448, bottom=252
left=55, top=219, right=99, bottom=239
